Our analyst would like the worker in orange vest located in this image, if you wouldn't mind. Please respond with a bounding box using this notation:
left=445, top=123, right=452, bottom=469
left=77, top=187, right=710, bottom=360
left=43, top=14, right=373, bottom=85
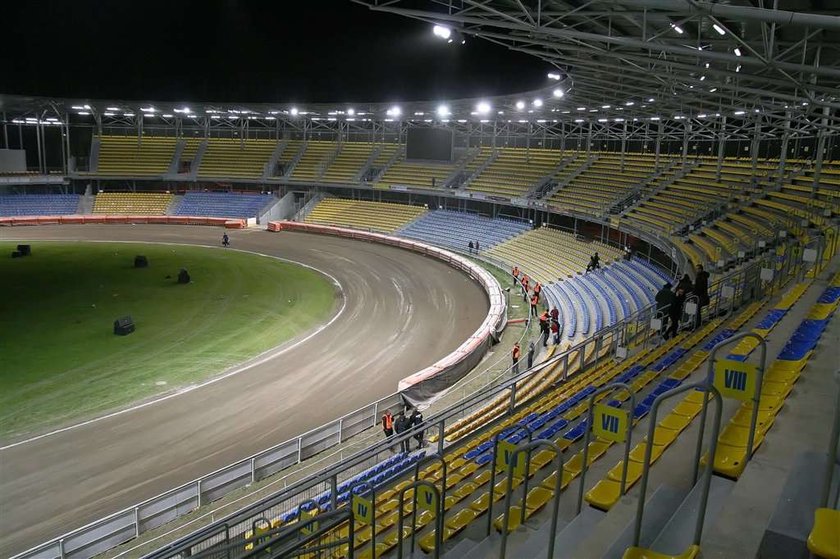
left=512, top=266, right=519, bottom=285
left=533, top=281, right=542, bottom=303
left=539, top=311, right=550, bottom=346
left=512, top=341, right=521, bottom=375
left=382, top=409, right=394, bottom=438
left=530, top=292, right=539, bottom=317
left=522, top=275, right=530, bottom=299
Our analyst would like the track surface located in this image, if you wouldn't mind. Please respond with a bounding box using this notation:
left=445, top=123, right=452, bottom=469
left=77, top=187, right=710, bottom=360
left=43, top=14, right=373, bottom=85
left=0, top=225, right=489, bottom=556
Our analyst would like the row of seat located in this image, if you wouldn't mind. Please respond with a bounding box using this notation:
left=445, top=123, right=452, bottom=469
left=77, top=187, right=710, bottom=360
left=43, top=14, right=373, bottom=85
left=173, top=192, right=273, bottom=219
left=396, top=210, right=531, bottom=253
left=487, top=226, right=624, bottom=285
left=304, top=198, right=428, bottom=234
left=0, top=194, right=80, bottom=216
left=92, top=192, right=173, bottom=214
left=584, top=278, right=809, bottom=510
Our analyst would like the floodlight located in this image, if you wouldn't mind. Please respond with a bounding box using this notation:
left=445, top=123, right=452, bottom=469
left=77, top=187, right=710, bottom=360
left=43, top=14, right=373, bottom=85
left=647, top=98, right=655, bottom=102
left=533, top=98, right=543, bottom=107
left=387, top=106, right=401, bottom=117
left=515, top=100, right=525, bottom=110
left=700, top=75, right=706, bottom=81
left=709, top=87, right=718, bottom=92
left=547, top=72, right=561, bottom=80
left=597, top=118, right=608, bottom=123
left=601, top=105, right=611, bottom=109
left=712, top=23, right=726, bottom=35
left=106, top=107, right=120, bottom=111
left=347, top=108, right=355, bottom=116
left=163, top=114, right=174, bottom=118
left=625, top=101, right=634, bottom=106
left=437, top=104, right=450, bottom=117
left=698, top=113, right=708, bottom=118
left=734, top=48, right=742, bottom=56
left=476, top=101, right=491, bottom=114
left=103, top=112, right=115, bottom=116
left=141, top=107, right=156, bottom=113
left=290, top=107, right=299, bottom=116
left=552, top=88, right=564, bottom=98
left=671, top=24, right=684, bottom=34
left=71, top=105, right=84, bottom=110
left=734, top=110, right=745, bottom=115
left=433, top=25, right=451, bottom=40
left=735, top=65, right=742, bottom=72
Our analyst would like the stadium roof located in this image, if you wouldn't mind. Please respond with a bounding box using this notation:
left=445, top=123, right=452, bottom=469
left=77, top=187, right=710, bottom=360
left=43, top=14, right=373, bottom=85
left=2, top=1, right=837, bottom=136
left=353, top=0, right=840, bottom=131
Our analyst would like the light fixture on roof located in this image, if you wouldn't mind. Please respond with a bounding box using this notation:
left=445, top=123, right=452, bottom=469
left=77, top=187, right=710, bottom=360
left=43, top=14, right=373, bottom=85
left=103, top=112, right=115, bottom=116
left=671, top=23, right=684, bottom=34
left=547, top=72, right=561, bottom=80
left=735, top=64, right=742, bottom=72
left=144, top=113, right=155, bottom=117
left=432, top=25, right=451, bottom=40
left=698, top=113, right=708, bottom=118
left=124, top=113, right=135, bottom=117
left=625, top=101, right=634, bottom=106
left=712, top=23, right=726, bottom=35
left=76, top=111, right=90, bottom=116
left=476, top=101, right=491, bottom=115
left=552, top=88, right=564, bottom=98
left=174, top=107, right=191, bottom=114
left=647, top=98, right=655, bottom=103
left=576, top=106, right=586, bottom=111
left=106, top=107, right=120, bottom=111
left=71, top=105, right=84, bottom=110
left=347, top=108, right=355, bottom=116
left=734, top=110, right=745, bottom=115
left=141, top=107, right=156, bottom=113
left=290, top=107, right=299, bottom=116
left=163, top=114, right=174, bottom=118
left=601, top=105, right=611, bottom=109
left=84, top=105, right=91, bottom=110
left=597, top=118, right=608, bottom=123
left=436, top=104, right=450, bottom=117
left=515, top=100, right=525, bottom=110
left=650, top=116, right=661, bottom=120
left=386, top=105, right=401, bottom=117
left=574, top=118, right=584, bottom=123
left=734, top=47, right=742, bottom=56
left=533, top=98, right=543, bottom=107
left=709, top=88, right=717, bottom=92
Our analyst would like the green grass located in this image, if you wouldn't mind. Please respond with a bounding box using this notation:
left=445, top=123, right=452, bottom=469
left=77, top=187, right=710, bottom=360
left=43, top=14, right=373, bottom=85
left=0, top=242, right=337, bottom=438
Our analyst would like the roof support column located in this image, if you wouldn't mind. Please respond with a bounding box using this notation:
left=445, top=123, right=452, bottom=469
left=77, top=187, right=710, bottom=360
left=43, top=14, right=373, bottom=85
left=750, top=117, right=761, bottom=188
left=682, top=120, right=690, bottom=170
left=716, top=117, right=727, bottom=182
left=586, top=120, right=593, bottom=159
left=654, top=120, right=662, bottom=171
left=620, top=120, right=628, bottom=172
left=777, top=110, right=792, bottom=187
left=35, top=121, right=43, bottom=174
left=812, top=105, right=831, bottom=199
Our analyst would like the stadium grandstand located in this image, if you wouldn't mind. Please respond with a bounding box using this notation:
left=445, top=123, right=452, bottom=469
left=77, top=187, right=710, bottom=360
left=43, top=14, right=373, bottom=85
left=1, top=3, right=840, bottom=559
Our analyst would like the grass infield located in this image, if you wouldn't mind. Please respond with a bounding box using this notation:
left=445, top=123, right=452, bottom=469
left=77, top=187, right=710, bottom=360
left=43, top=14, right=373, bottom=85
left=0, top=241, right=337, bottom=439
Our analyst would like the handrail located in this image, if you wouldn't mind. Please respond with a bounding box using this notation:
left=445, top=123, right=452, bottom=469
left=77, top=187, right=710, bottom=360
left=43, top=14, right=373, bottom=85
left=697, top=332, right=767, bottom=480
left=576, top=382, right=636, bottom=514
left=819, top=370, right=840, bottom=509
left=396, top=478, right=444, bottom=559
left=631, top=382, right=724, bottom=550
left=498, top=439, right=565, bottom=559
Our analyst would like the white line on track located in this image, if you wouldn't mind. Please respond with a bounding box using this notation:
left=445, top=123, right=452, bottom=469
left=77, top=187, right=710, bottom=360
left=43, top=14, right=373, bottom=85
left=0, top=239, right=347, bottom=451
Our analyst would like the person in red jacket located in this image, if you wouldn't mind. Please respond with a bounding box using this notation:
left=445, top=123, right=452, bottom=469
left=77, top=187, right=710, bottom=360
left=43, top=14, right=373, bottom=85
left=550, top=306, right=560, bottom=323
left=530, top=292, right=539, bottom=317
left=522, top=275, right=530, bottom=299
left=533, top=281, right=542, bottom=302
left=512, top=342, right=521, bottom=375
left=550, top=318, right=560, bottom=345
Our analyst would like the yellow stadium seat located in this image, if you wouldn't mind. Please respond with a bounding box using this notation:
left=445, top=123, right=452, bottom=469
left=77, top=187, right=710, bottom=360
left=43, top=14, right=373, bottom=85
left=808, top=508, right=840, bottom=559
left=585, top=479, right=623, bottom=510
left=622, top=544, right=700, bottom=559
left=658, top=413, right=692, bottom=433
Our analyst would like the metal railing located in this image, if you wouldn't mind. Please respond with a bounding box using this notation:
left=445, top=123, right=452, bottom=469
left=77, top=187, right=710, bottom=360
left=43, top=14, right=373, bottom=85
left=138, top=247, right=807, bottom=559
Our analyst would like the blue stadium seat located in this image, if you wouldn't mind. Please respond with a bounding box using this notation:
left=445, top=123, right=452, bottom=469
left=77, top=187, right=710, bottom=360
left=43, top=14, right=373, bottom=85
left=174, top=191, right=273, bottom=218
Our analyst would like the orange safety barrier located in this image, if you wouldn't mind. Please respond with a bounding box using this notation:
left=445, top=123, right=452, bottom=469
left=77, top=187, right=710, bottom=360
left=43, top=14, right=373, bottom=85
left=60, top=216, right=86, bottom=224
left=224, top=219, right=246, bottom=229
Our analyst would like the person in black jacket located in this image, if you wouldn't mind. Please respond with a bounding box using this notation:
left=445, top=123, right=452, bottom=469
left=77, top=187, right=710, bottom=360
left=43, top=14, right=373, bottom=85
left=411, top=410, right=425, bottom=450
left=394, top=412, right=410, bottom=453
left=655, top=283, right=675, bottom=338
left=667, top=287, right=685, bottom=340
left=694, top=265, right=710, bottom=329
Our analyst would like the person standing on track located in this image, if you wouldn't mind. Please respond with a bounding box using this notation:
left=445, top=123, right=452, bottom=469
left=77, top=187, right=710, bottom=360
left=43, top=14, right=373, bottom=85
left=222, top=232, right=230, bottom=247
left=512, top=341, right=521, bottom=375
left=512, top=265, right=519, bottom=286
left=533, top=281, right=542, bottom=302
left=475, top=240, right=480, bottom=254
left=468, top=240, right=474, bottom=254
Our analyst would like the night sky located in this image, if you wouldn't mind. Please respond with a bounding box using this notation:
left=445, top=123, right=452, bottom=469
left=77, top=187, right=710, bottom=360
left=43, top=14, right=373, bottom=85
left=3, top=0, right=548, bottom=104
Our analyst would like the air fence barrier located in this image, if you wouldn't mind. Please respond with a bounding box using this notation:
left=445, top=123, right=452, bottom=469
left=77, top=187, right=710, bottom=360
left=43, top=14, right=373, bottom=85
left=10, top=220, right=814, bottom=559
left=9, top=221, right=506, bottom=559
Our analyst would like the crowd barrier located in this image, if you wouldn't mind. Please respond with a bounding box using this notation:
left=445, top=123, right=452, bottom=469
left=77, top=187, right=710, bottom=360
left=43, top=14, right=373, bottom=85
left=0, top=215, right=247, bottom=228
left=267, top=220, right=508, bottom=408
